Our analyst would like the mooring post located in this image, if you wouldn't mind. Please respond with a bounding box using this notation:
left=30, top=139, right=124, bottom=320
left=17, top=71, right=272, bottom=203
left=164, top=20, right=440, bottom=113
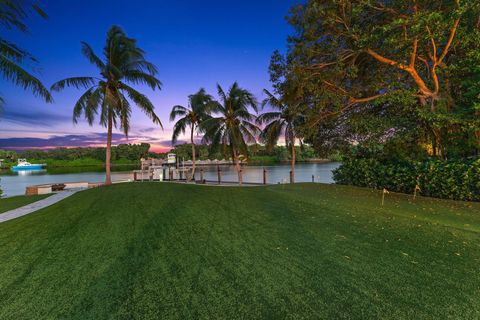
left=200, top=168, right=204, bottom=182
left=290, top=171, right=293, bottom=184
left=133, top=171, right=137, bottom=181
left=263, top=168, right=267, bottom=185
left=239, top=169, right=243, bottom=185
left=169, top=169, right=173, bottom=181
left=217, top=165, right=221, bottom=184
left=312, top=174, right=314, bottom=183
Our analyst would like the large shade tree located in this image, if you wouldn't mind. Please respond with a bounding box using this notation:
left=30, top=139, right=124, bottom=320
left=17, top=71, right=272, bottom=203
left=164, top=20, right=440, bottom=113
left=0, top=0, right=52, bottom=105
left=258, top=89, right=304, bottom=183
left=201, top=83, right=259, bottom=184
left=51, top=26, right=162, bottom=185
left=170, top=88, right=214, bottom=179
left=271, top=0, right=480, bottom=157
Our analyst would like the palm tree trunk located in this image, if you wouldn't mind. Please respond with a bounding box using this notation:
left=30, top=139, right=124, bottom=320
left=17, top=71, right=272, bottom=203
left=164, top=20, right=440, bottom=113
left=105, top=112, right=113, bottom=186
left=233, top=149, right=242, bottom=185
left=291, top=137, right=296, bottom=184
left=190, top=125, right=196, bottom=181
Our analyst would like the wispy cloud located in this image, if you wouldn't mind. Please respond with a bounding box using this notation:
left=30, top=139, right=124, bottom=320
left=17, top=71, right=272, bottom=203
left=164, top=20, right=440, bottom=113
left=0, top=133, right=130, bottom=149
left=0, top=106, right=72, bottom=127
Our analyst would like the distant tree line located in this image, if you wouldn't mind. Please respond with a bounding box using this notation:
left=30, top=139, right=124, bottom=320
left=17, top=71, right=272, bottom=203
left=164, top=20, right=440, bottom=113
left=0, top=143, right=152, bottom=163
left=162, top=143, right=319, bottom=164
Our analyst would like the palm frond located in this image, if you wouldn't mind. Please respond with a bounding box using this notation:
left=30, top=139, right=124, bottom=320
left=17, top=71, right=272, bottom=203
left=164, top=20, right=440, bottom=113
left=80, top=42, right=105, bottom=70
left=257, top=111, right=282, bottom=124
left=123, top=70, right=161, bottom=90
left=261, top=89, right=283, bottom=110
left=0, top=39, right=34, bottom=63
left=0, top=0, right=47, bottom=33
left=51, top=76, right=97, bottom=91
left=73, top=86, right=95, bottom=124
left=0, top=54, right=52, bottom=102
left=260, top=120, right=284, bottom=150
left=171, top=117, right=188, bottom=145
left=119, top=82, right=162, bottom=129
left=169, top=105, right=188, bottom=121
left=126, top=60, right=158, bottom=75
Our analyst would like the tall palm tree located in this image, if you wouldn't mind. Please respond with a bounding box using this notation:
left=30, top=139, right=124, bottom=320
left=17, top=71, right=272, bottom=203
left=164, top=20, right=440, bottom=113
left=170, top=88, right=214, bottom=179
left=51, top=26, right=162, bottom=185
left=0, top=0, right=52, bottom=104
left=201, top=82, right=259, bottom=184
left=258, top=89, right=304, bottom=183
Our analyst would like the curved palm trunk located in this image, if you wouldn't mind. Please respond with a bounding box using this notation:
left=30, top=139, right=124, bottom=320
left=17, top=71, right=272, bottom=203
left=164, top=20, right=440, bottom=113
left=105, top=112, right=113, bottom=185
left=190, top=124, right=196, bottom=181
left=291, top=137, right=296, bottom=184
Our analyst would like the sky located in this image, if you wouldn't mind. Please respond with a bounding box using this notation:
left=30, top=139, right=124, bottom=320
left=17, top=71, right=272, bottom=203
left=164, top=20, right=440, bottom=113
left=0, top=0, right=297, bottom=152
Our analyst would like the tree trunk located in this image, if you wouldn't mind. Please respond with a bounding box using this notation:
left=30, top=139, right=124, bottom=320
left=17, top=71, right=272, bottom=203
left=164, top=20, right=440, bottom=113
left=432, top=127, right=443, bottom=158
left=105, top=112, right=113, bottom=186
left=190, top=125, right=196, bottom=181
left=233, top=149, right=242, bottom=185
left=291, top=136, right=296, bottom=184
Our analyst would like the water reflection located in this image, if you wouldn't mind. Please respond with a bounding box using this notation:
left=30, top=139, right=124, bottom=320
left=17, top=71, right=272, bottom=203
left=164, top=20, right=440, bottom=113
left=12, top=169, right=47, bottom=176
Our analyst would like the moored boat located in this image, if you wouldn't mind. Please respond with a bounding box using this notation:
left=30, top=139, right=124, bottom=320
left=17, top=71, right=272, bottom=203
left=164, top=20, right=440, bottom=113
left=11, top=159, right=46, bottom=171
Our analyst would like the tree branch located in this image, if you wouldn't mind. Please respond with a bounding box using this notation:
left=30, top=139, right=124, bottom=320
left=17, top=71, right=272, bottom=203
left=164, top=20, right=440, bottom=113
left=410, top=37, right=418, bottom=68
left=322, top=80, right=385, bottom=106
left=437, top=18, right=460, bottom=66
left=366, top=49, right=409, bottom=71
left=348, top=94, right=386, bottom=106
left=367, top=48, right=433, bottom=97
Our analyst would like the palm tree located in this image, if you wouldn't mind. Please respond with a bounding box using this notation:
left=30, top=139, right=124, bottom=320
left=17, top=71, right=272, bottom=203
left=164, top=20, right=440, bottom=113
left=201, top=82, right=259, bottom=184
left=258, top=89, right=304, bottom=183
left=170, top=88, right=214, bottom=180
left=51, top=26, right=162, bottom=185
left=0, top=0, right=52, bottom=104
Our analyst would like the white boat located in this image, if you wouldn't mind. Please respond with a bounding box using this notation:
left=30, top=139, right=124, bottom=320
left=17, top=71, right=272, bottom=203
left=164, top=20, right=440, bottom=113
left=11, top=159, right=46, bottom=171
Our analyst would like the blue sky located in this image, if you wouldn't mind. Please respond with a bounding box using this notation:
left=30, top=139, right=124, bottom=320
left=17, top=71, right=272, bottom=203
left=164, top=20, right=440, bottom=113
left=0, top=0, right=296, bottom=152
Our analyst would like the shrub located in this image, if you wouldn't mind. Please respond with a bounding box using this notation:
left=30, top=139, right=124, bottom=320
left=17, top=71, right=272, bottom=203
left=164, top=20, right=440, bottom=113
left=333, top=158, right=480, bottom=201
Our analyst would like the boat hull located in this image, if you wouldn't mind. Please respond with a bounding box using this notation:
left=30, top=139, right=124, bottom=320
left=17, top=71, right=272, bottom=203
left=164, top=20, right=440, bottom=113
left=12, top=164, right=45, bottom=171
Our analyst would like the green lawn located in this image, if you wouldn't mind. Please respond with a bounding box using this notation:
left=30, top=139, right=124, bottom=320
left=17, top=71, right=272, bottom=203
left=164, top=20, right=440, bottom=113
left=0, top=194, right=51, bottom=214
left=0, top=183, right=479, bottom=319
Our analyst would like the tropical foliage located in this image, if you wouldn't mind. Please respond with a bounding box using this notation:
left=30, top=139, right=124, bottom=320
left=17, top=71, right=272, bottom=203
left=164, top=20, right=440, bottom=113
left=0, top=0, right=52, bottom=104
left=271, top=0, right=480, bottom=159
left=170, top=89, right=214, bottom=179
left=201, top=83, right=259, bottom=183
left=334, top=157, right=480, bottom=201
left=258, top=89, right=304, bottom=182
left=51, top=26, right=162, bottom=184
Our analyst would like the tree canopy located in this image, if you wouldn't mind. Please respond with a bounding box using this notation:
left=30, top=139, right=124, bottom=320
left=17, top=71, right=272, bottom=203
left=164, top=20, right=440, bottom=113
left=271, top=0, right=480, bottom=158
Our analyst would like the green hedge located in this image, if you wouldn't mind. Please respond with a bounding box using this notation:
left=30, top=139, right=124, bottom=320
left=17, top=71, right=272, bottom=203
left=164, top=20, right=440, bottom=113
left=333, top=158, right=480, bottom=201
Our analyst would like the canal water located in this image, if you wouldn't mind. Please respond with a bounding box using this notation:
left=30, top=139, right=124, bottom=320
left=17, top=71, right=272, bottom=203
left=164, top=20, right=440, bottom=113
left=0, top=162, right=340, bottom=197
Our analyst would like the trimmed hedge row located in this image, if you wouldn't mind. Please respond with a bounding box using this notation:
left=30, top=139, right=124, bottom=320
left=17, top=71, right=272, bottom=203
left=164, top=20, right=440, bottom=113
left=333, top=158, right=480, bottom=201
